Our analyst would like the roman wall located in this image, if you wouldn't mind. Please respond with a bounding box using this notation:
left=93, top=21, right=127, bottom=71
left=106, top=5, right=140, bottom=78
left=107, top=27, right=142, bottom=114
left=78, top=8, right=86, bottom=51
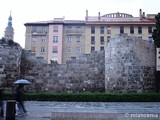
left=105, top=34, right=156, bottom=92
left=0, top=34, right=157, bottom=93
left=0, top=42, right=105, bottom=92
left=0, top=42, right=22, bottom=90
left=21, top=50, right=105, bottom=93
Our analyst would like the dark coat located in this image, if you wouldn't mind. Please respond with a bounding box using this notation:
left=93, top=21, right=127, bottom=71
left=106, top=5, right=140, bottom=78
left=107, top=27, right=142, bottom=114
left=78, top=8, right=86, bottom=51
left=0, top=89, right=3, bottom=101
left=15, top=86, right=25, bottom=102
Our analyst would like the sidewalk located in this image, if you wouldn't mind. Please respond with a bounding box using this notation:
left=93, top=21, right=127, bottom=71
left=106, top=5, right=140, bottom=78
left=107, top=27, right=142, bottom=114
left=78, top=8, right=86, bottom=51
left=2, top=101, right=160, bottom=120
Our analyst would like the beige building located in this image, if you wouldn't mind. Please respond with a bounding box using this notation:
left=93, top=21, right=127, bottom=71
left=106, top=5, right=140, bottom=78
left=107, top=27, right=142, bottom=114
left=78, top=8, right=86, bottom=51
left=25, top=19, right=86, bottom=64
left=24, top=9, right=156, bottom=64
left=62, top=21, right=86, bottom=63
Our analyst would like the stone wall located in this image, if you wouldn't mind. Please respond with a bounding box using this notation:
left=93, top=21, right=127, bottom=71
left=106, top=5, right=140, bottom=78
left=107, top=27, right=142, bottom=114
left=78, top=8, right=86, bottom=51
left=0, top=41, right=105, bottom=93
left=21, top=51, right=105, bottom=93
left=105, top=34, right=156, bottom=92
left=0, top=34, right=157, bottom=93
left=0, top=42, right=22, bottom=89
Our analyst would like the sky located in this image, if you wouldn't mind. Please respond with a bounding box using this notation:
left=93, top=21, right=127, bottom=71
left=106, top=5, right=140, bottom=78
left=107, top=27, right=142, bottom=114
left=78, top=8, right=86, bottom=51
left=0, top=0, right=159, bottom=48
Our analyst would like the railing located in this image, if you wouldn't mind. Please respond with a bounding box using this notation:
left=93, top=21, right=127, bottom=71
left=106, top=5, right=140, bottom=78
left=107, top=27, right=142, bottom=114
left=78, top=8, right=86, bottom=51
left=66, top=30, right=82, bottom=35
left=32, top=31, right=47, bottom=35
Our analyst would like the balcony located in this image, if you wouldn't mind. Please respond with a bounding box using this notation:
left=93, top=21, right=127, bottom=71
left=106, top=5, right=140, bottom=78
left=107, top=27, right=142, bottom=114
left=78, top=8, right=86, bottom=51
left=32, top=31, right=47, bottom=36
left=100, top=41, right=104, bottom=45
left=66, top=30, right=82, bottom=35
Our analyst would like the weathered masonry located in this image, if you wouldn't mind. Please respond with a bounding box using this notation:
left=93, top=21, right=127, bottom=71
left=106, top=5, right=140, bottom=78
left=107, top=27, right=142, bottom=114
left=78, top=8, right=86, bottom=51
left=105, top=34, right=156, bottom=92
left=0, top=34, right=156, bottom=93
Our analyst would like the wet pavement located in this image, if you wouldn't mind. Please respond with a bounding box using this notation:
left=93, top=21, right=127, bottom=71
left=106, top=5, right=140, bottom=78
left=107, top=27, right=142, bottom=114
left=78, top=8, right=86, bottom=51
left=1, top=101, right=160, bottom=120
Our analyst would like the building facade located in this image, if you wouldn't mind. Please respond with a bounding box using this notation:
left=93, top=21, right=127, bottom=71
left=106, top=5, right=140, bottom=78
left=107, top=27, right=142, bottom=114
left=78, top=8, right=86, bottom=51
left=24, top=9, right=156, bottom=64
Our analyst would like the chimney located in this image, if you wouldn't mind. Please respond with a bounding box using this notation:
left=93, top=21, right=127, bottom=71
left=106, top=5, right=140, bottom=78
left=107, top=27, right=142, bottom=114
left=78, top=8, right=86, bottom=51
left=142, top=12, right=145, bottom=18
left=139, top=9, right=142, bottom=19
left=85, top=10, right=88, bottom=21
left=98, top=12, right=101, bottom=20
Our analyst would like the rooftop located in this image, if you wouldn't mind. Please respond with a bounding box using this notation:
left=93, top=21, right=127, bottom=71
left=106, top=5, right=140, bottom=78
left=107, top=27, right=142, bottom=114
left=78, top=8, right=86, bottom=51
left=24, top=9, right=156, bottom=26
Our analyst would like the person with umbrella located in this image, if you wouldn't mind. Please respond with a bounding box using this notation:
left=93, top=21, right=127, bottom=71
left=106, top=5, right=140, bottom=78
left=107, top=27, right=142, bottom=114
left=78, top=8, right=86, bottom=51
left=15, top=85, right=27, bottom=116
left=0, top=88, right=4, bottom=117
left=14, top=79, right=31, bottom=116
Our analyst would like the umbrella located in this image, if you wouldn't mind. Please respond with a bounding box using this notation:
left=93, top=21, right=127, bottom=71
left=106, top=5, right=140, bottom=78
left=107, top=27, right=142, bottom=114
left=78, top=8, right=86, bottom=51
left=14, top=79, right=31, bottom=85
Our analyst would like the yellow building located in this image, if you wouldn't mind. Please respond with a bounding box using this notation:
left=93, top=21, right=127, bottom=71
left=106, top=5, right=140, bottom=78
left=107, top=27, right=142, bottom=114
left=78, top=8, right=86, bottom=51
left=84, top=9, right=156, bottom=53
left=24, top=9, right=156, bottom=64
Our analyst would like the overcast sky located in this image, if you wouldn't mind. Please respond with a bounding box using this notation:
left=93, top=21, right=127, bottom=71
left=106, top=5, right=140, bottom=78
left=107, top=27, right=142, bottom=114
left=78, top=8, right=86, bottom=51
left=0, top=0, right=159, bottom=48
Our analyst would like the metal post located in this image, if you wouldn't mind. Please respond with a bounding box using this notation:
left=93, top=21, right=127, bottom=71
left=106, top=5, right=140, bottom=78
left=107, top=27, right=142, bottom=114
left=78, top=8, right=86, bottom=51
left=5, top=100, right=16, bottom=120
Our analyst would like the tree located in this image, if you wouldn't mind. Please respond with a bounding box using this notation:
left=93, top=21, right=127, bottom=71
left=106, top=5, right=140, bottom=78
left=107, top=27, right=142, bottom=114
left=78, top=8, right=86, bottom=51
left=152, top=13, right=160, bottom=92
left=0, top=37, right=6, bottom=44
left=152, top=13, right=160, bottom=48
left=8, top=39, right=14, bottom=46
left=50, top=60, right=58, bottom=65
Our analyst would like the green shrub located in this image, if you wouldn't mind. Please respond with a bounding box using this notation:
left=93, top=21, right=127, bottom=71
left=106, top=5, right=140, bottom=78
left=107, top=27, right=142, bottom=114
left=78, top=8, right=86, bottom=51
left=4, top=92, right=160, bottom=102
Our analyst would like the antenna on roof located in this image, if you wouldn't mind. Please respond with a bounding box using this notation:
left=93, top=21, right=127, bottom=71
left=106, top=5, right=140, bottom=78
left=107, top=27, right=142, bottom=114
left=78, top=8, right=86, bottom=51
left=10, top=10, right=12, bottom=16
left=85, top=10, right=88, bottom=21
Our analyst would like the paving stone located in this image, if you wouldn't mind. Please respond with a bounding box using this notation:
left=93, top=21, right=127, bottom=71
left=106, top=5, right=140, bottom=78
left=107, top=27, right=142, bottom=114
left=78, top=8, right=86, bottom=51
left=2, top=101, right=159, bottom=120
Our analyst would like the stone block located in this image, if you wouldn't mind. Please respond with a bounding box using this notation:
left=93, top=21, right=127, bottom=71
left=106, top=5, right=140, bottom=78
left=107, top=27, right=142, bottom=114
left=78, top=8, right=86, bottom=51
left=0, top=68, right=4, bottom=72
left=0, top=74, right=6, bottom=77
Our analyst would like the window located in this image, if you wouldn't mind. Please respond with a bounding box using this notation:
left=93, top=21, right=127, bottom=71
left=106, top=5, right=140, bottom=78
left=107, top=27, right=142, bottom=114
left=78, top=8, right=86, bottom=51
left=41, top=47, right=45, bottom=52
left=76, top=36, right=80, bottom=42
left=67, top=47, right=71, bottom=53
left=32, top=47, right=36, bottom=52
left=130, top=26, right=134, bottom=34
left=91, top=46, right=95, bottom=52
left=100, top=26, right=104, bottom=34
left=100, top=36, right=104, bottom=45
left=32, top=37, right=36, bottom=42
left=53, top=36, right=58, bottom=43
left=76, top=47, right=81, bottom=53
left=77, top=26, right=81, bottom=33
left=52, top=46, right=58, bottom=53
left=100, top=46, right=104, bottom=51
left=107, top=26, right=111, bottom=34
left=67, top=26, right=72, bottom=33
left=107, top=36, right=111, bottom=43
left=91, top=36, right=95, bottom=45
left=148, top=26, right=152, bottom=34
left=32, top=26, right=37, bottom=33
left=41, top=38, right=46, bottom=42
left=53, top=26, right=58, bottom=32
left=120, top=26, right=124, bottom=34
left=91, top=26, right=95, bottom=34
left=138, top=26, right=142, bottom=34
left=148, top=36, right=153, bottom=41
left=67, top=36, right=72, bottom=42
left=41, top=26, right=46, bottom=33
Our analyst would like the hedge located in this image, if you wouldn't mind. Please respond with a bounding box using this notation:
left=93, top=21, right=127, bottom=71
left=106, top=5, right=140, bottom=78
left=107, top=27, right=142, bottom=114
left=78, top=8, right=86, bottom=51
left=4, top=92, right=160, bottom=102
